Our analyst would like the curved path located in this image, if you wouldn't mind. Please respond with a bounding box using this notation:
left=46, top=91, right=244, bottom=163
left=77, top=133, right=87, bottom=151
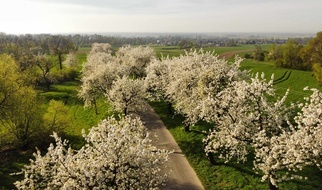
left=133, top=104, right=204, bottom=190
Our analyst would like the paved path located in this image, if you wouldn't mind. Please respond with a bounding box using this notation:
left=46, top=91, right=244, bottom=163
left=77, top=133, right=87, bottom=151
left=133, top=104, right=204, bottom=190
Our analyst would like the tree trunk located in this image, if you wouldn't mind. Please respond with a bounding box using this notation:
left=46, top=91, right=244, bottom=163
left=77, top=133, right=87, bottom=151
left=167, top=101, right=173, bottom=115
left=184, top=124, right=190, bottom=132
left=268, top=179, right=279, bottom=190
left=58, top=53, right=63, bottom=70
left=93, top=98, right=98, bottom=115
left=46, top=79, right=51, bottom=91
left=123, top=107, right=127, bottom=116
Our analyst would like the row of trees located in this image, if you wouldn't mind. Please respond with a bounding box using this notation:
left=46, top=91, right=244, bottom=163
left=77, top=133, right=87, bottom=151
left=14, top=43, right=171, bottom=189
left=15, top=42, right=322, bottom=189
left=253, top=31, right=322, bottom=84
left=77, top=43, right=322, bottom=189
left=144, top=49, right=322, bottom=189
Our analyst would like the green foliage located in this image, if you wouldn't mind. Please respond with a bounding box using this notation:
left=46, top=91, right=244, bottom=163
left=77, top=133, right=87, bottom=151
left=253, top=45, right=266, bottom=61
left=312, top=63, right=322, bottom=85
left=0, top=50, right=110, bottom=189
left=0, top=55, right=43, bottom=148
left=302, top=31, right=322, bottom=83
left=43, top=100, right=71, bottom=134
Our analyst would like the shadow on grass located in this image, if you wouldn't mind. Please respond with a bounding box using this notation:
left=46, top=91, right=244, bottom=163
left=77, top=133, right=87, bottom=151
left=0, top=149, right=33, bottom=189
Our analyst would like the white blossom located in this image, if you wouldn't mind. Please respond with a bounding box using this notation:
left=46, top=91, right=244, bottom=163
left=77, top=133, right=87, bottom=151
left=15, top=116, right=170, bottom=189
left=107, top=76, right=146, bottom=115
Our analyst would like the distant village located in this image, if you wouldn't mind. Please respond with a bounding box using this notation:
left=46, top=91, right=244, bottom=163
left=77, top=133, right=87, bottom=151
left=0, top=32, right=314, bottom=49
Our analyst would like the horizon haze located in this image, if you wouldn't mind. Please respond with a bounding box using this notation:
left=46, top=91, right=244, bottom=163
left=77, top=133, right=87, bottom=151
left=1, top=0, right=322, bottom=35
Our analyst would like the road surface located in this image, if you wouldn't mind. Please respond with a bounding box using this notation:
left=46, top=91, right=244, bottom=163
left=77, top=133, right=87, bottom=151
left=133, top=104, right=204, bottom=190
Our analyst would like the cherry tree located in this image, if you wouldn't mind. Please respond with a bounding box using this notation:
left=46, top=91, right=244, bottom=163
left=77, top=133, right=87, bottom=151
left=15, top=116, right=170, bottom=189
left=291, top=88, right=322, bottom=167
left=89, top=42, right=112, bottom=55
left=63, top=52, right=78, bottom=68
left=251, top=88, right=322, bottom=189
left=145, top=56, right=176, bottom=114
left=203, top=73, right=297, bottom=189
left=107, top=76, right=146, bottom=115
left=117, top=45, right=156, bottom=78
left=155, top=50, right=244, bottom=131
left=78, top=49, right=127, bottom=114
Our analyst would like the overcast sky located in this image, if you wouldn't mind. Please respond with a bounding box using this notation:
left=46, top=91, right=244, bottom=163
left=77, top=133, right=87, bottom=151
left=1, top=0, right=321, bottom=34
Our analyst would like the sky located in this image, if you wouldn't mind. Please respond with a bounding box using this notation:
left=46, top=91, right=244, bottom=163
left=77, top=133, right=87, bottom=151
left=0, top=0, right=321, bottom=34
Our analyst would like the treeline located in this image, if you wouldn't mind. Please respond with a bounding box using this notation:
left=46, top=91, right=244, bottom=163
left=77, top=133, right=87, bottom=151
left=251, top=31, right=322, bottom=84
left=0, top=33, right=160, bottom=48
left=0, top=32, right=314, bottom=50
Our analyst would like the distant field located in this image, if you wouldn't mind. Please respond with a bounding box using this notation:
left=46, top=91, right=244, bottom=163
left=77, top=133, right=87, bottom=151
left=152, top=44, right=269, bottom=58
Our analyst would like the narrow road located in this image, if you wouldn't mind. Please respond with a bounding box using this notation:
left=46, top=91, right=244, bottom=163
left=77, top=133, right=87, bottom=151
left=133, top=104, right=204, bottom=190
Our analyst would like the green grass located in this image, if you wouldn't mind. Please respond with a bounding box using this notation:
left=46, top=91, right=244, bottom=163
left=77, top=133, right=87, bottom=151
left=240, top=59, right=322, bottom=103
left=152, top=46, right=185, bottom=58
left=76, top=47, right=91, bottom=71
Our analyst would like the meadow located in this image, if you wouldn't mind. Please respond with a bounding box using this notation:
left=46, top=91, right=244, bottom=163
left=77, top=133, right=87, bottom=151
left=1, top=44, right=322, bottom=189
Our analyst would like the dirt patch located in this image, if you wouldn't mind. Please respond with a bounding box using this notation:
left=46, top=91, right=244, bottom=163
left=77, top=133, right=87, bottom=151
left=219, top=49, right=253, bottom=59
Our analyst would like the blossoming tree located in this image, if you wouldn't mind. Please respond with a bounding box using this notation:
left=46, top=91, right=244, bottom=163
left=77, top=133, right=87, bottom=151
left=117, top=45, right=156, bottom=78
left=79, top=44, right=154, bottom=115
left=15, top=116, right=170, bottom=189
left=107, top=76, right=146, bottom=115
left=146, top=49, right=244, bottom=131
